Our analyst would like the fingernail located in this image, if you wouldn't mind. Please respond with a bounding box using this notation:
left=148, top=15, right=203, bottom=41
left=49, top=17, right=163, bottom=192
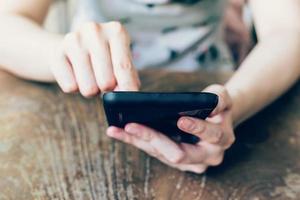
left=106, top=130, right=116, bottom=138
left=180, top=118, right=195, bottom=131
left=125, top=124, right=140, bottom=136
left=107, top=127, right=121, bottom=138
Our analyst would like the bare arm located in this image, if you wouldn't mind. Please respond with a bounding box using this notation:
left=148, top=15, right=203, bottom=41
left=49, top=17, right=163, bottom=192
left=0, top=0, right=140, bottom=96
left=226, top=0, right=300, bottom=126
left=0, top=0, right=61, bottom=81
left=103, top=0, right=300, bottom=173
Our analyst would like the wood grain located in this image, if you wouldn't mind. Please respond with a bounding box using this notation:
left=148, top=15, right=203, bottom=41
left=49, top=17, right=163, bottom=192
left=0, top=70, right=299, bottom=200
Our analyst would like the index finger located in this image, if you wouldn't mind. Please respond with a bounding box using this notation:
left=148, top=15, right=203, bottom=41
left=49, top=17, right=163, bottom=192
left=104, top=22, right=141, bottom=91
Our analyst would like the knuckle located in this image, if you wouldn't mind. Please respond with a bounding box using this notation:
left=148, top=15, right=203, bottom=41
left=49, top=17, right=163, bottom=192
left=195, top=121, right=206, bottom=134
left=82, top=22, right=99, bottom=32
left=219, top=86, right=227, bottom=96
left=124, top=135, right=133, bottom=144
left=218, top=96, right=227, bottom=109
left=224, top=133, right=235, bottom=149
left=145, top=130, right=155, bottom=141
left=62, top=83, right=78, bottom=93
left=229, top=133, right=236, bottom=144
left=184, top=165, right=207, bottom=174
left=63, top=32, right=80, bottom=51
left=208, top=84, right=228, bottom=103
left=170, top=152, right=185, bottom=164
left=212, top=129, right=223, bottom=143
left=215, top=84, right=226, bottom=93
left=209, top=155, right=224, bottom=166
left=81, top=22, right=106, bottom=45
left=208, top=84, right=223, bottom=93
left=80, top=85, right=99, bottom=97
left=100, top=79, right=117, bottom=92
left=137, top=78, right=142, bottom=88
left=134, top=81, right=141, bottom=91
left=109, top=21, right=125, bottom=34
left=116, top=60, right=133, bottom=71
left=64, top=32, right=78, bottom=44
left=176, top=165, right=188, bottom=172
left=190, top=166, right=207, bottom=174
left=108, top=21, right=129, bottom=40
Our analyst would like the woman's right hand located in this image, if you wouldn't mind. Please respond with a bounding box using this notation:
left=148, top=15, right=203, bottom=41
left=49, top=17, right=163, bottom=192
left=49, top=21, right=140, bottom=97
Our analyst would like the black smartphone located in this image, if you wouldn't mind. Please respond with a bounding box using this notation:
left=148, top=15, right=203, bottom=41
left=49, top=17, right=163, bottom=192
left=102, top=92, right=218, bottom=144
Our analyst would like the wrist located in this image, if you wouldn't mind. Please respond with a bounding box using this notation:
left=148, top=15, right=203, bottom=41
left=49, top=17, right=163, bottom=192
left=44, top=34, right=63, bottom=64
left=42, top=34, right=64, bottom=81
left=225, top=84, right=247, bottom=127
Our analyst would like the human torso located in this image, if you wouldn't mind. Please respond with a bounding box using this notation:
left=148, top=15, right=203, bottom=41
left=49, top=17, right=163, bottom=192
left=52, top=0, right=233, bottom=71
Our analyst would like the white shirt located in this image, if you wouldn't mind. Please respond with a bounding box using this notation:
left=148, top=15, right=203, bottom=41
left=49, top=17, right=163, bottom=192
left=48, top=0, right=233, bottom=71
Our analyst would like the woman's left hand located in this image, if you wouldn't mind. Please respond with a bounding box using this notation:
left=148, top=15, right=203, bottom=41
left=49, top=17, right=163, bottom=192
left=106, top=84, right=235, bottom=173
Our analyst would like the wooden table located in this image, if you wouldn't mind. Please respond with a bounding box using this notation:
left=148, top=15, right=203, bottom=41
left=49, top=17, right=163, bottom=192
left=0, top=70, right=299, bottom=200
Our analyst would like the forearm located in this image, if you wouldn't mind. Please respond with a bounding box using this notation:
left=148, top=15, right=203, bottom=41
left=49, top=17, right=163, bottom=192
left=226, top=33, right=300, bottom=126
left=0, top=13, right=63, bottom=82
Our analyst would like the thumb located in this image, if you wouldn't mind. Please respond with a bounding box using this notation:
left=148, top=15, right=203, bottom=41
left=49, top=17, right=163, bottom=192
left=203, top=84, right=232, bottom=116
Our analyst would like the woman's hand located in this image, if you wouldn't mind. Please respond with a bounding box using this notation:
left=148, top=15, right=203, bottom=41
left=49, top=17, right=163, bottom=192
left=49, top=21, right=140, bottom=97
left=106, top=84, right=235, bottom=173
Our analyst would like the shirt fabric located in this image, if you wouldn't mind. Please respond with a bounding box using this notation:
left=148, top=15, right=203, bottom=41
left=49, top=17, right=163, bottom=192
left=47, top=0, right=233, bottom=71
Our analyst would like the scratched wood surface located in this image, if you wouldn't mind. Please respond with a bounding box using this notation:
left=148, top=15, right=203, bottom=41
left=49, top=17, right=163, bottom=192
left=0, top=70, right=299, bottom=200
